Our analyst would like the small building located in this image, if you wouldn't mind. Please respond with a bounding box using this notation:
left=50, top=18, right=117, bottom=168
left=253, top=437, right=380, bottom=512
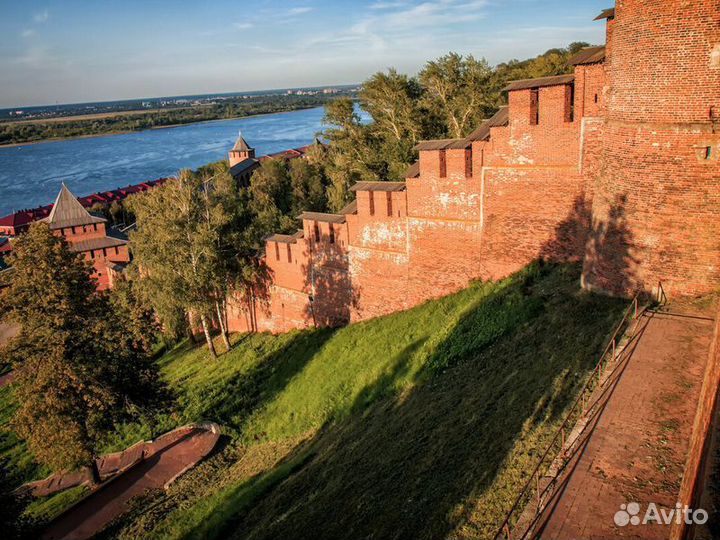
left=228, top=132, right=260, bottom=186
left=227, top=132, right=325, bottom=185
left=0, top=210, right=41, bottom=237
left=41, top=184, right=131, bottom=291
left=0, top=178, right=169, bottom=237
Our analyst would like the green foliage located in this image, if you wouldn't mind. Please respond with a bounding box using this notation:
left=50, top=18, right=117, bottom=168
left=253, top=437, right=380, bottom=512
left=288, top=158, right=328, bottom=215
left=419, top=52, right=498, bottom=138
left=0, top=223, right=166, bottom=474
left=128, top=166, right=257, bottom=354
left=23, top=485, right=88, bottom=525
left=243, top=144, right=331, bottom=237
left=247, top=160, right=295, bottom=239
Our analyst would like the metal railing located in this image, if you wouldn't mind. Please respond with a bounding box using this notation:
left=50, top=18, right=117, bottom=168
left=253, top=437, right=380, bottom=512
left=494, top=290, right=649, bottom=540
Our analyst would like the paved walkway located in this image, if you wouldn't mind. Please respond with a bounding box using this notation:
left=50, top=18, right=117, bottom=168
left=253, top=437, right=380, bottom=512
left=532, top=302, right=716, bottom=539
left=42, top=425, right=220, bottom=540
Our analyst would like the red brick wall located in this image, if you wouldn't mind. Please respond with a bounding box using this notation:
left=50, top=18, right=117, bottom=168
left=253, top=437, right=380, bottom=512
left=574, top=64, right=606, bottom=119
left=670, top=301, right=720, bottom=540
left=478, top=167, right=586, bottom=281
left=347, top=191, right=410, bottom=320
left=487, top=86, right=579, bottom=167
left=227, top=83, right=594, bottom=331
left=582, top=0, right=720, bottom=297
left=606, top=0, right=720, bottom=125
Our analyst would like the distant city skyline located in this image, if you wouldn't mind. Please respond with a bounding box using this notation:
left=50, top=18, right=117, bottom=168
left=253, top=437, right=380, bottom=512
left=0, top=0, right=609, bottom=109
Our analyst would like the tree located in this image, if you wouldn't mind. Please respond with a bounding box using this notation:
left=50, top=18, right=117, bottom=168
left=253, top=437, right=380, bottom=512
left=494, top=42, right=590, bottom=85
left=359, top=69, right=436, bottom=180
left=321, top=98, right=387, bottom=208
left=109, top=201, right=124, bottom=225
left=360, top=69, right=424, bottom=145
left=289, top=158, right=328, bottom=215
left=0, top=223, right=165, bottom=480
left=129, top=166, right=261, bottom=355
left=419, top=53, right=497, bottom=138
left=245, top=159, right=297, bottom=248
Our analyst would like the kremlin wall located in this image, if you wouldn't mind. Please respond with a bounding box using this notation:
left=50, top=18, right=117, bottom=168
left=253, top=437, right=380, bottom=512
left=227, top=2, right=720, bottom=334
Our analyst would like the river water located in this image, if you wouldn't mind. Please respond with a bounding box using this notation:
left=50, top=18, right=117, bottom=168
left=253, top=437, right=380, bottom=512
left=0, top=106, right=329, bottom=216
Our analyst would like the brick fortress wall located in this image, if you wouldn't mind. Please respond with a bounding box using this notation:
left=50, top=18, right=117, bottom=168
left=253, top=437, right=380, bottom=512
left=582, top=0, right=720, bottom=298
left=228, top=3, right=720, bottom=333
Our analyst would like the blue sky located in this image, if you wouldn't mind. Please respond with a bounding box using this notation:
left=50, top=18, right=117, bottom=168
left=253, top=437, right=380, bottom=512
left=0, top=1, right=610, bottom=108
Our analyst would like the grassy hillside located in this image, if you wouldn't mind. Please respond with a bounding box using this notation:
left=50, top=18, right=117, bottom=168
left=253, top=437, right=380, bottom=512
left=1, top=262, right=627, bottom=538
left=94, top=262, right=626, bottom=540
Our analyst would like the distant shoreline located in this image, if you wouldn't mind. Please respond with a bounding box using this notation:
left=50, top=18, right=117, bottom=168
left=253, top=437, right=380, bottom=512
left=0, top=105, right=323, bottom=149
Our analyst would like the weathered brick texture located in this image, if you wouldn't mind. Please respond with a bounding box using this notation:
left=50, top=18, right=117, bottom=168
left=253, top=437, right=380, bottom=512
left=227, top=2, right=720, bottom=333
left=583, top=0, right=720, bottom=297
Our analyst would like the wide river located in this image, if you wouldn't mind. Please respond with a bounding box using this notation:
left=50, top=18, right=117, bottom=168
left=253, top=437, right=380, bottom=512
left=0, top=106, right=330, bottom=217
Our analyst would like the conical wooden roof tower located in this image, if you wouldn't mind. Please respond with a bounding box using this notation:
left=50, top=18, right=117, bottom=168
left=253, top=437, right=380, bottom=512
left=45, top=183, right=105, bottom=230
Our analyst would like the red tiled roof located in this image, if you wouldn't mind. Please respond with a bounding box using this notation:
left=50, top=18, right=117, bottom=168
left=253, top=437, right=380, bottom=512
left=0, top=178, right=171, bottom=233
left=0, top=211, right=36, bottom=228
left=502, top=74, right=575, bottom=92
left=259, top=145, right=314, bottom=162
left=568, top=46, right=606, bottom=66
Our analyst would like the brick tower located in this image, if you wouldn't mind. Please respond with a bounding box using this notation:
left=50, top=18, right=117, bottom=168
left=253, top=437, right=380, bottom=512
left=228, top=131, right=255, bottom=167
left=582, top=0, right=720, bottom=298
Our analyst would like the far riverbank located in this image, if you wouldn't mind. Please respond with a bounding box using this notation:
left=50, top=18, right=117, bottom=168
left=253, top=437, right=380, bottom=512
left=0, top=105, right=323, bottom=148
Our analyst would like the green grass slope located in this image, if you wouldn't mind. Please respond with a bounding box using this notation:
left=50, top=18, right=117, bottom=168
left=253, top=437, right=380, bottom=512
left=0, top=263, right=627, bottom=537
left=94, top=262, right=626, bottom=540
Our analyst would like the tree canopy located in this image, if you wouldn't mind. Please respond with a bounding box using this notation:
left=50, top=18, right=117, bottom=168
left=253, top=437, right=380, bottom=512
left=128, top=164, right=265, bottom=355
left=0, top=223, right=166, bottom=475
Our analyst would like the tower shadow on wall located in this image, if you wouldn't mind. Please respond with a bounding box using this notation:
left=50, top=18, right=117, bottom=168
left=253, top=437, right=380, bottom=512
left=540, top=194, right=639, bottom=297
left=302, top=237, right=357, bottom=329
left=229, top=259, right=274, bottom=335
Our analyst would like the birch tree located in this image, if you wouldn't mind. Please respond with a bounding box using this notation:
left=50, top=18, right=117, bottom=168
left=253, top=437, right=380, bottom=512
left=129, top=165, right=258, bottom=356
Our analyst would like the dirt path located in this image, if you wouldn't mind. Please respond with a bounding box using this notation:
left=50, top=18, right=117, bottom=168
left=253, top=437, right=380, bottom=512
left=42, top=426, right=219, bottom=540
left=533, top=301, right=716, bottom=539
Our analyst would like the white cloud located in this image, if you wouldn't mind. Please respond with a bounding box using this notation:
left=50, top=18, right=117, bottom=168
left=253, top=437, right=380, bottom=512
left=21, top=29, right=36, bottom=38
left=369, top=1, right=409, bottom=8
left=233, top=22, right=254, bottom=30
left=288, top=7, right=313, bottom=15
left=304, top=0, right=489, bottom=60
left=33, top=9, right=50, bottom=23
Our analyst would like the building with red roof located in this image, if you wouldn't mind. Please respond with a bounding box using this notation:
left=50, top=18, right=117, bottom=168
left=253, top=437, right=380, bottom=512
left=41, top=184, right=131, bottom=291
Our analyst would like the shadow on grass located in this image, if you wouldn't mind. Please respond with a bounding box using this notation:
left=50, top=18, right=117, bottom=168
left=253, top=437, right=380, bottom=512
left=190, top=328, right=337, bottom=433
left=201, top=263, right=627, bottom=540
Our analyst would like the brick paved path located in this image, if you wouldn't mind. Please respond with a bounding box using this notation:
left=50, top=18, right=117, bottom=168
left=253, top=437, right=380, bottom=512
left=531, top=303, right=716, bottom=539
left=42, top=425, right=219, bottom=540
